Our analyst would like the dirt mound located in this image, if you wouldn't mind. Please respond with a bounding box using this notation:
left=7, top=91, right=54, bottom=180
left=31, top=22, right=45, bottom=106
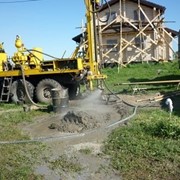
left=114, top=103, right=131, bottom=119
left=21, top=91, right=135, bottom=138
left=48, top=110, right=110, bottom=133
left=48, top=99, right=134, bottom=134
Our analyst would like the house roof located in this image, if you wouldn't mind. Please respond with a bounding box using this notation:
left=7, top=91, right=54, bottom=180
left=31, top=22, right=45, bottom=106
left=100, top=0, right=166, bottom=13
left=72, top=34, right=82, bottom=43
left=165, top=28, right=179, bottom=37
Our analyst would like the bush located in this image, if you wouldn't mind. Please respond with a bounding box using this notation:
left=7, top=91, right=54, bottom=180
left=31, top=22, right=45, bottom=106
left=142, top=120, right=180, bottom=139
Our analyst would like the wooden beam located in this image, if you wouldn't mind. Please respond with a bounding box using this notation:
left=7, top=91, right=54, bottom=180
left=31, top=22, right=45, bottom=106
left=163, top=28, right=178, bottom=44
left=115, top=80, right=180, bottom=86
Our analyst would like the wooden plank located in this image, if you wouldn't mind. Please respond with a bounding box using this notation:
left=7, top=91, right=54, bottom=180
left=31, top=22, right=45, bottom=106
left=115, top=80, right=180, bottom=86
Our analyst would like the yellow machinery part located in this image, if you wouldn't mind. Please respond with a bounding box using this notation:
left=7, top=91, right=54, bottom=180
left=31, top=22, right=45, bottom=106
left=12, top=51, right=28, bottom=65
left=77, top=57, right=84, bottom=70
left=15, top=35, right=23, bottom=49
left=0, top=53, right=7, bottom=72
left=29, top=48, right=43, bottom=66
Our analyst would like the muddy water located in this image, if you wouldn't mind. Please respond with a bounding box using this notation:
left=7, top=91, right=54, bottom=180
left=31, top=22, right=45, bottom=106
left=22, top=90, right=129, bottom=139
left=22, top=91, right=136, bottom=179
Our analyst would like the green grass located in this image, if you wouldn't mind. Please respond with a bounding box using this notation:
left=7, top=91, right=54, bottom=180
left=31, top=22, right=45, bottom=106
left=102, top=61, right=180, bottom=179
left=102, top=60, right=180, bottom=93
left=0, top=143, right=45, bottom=180
left=0, top=103, right=19, bottom=110
left=0, top=61, right=180, bottom=179
left=103, top=109, right=180, bottom=180
left=0, top=106, right=48, bottom=179
left=0, top=107, right=47, bottom=141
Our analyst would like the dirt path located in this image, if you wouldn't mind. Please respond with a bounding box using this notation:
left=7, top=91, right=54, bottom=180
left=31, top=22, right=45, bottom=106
left=20, top=91, right=161, bottom=179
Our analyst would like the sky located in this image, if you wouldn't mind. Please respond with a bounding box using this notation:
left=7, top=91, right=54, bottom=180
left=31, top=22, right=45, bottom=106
left=0, top=0, right=179, bottom=58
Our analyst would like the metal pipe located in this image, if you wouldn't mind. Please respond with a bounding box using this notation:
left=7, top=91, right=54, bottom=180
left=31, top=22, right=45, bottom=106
left=92, top=2, right=98, bottom=63
left=114, top=79, right=180, bottom=86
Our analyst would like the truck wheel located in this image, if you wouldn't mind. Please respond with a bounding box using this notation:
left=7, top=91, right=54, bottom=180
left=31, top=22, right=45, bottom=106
left=68, top=84, right=80, bottom=100
left=10, top=80, right=35, bottom=104
left=36, top=79, right=62, bottom=104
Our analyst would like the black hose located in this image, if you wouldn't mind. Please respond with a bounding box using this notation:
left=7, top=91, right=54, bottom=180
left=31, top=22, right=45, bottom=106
left=26, top=49, right=61, bottom=60
left=84, top=0, right=104, bottom=13
left=20, top=65, right=47, bottom=108
left=102, top=79, right=163, bottom=109
left=84, top=0, right=111, bottom=23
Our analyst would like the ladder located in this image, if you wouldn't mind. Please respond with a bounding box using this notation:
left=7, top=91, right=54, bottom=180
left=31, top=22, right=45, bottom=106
left=0, top=77, right=13, bottom=102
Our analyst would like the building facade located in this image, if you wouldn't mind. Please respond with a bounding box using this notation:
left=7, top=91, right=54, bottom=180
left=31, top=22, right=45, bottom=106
left=97, top=0, right=178, bottom=66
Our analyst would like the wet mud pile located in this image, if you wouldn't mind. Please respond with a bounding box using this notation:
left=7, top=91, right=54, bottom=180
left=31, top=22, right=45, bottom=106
left=48, top=110, right=111, bottom=133
left=48, top=100, right=132, bottom=133
left=113, top=102, right=131, bottom=119
left=21, top=91, right=134, bottom=137
left=18, top=91, right=168, bottom=141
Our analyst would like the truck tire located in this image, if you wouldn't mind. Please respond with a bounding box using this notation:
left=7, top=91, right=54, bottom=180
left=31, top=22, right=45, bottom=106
left=10, top=80, right=35, bottom=104
left=68, top=84, right=80, bottom=100
left=36, top=78, right=62, bottom=104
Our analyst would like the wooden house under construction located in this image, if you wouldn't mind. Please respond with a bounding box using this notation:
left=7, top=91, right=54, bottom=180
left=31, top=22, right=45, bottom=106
left=96, top=0, right=178, bottom=66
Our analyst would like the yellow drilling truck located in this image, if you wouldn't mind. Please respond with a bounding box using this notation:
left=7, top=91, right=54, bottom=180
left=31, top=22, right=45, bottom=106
left=0, top=0, right=106, bottom=104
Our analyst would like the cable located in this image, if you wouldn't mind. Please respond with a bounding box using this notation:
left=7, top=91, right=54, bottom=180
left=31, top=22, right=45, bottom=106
left=0, top=102, right=137, bottom=145
left=96, top=0, right=112, bottom=23
left=84, top=0, right=107, bottom=14
left=0, top=81, right=166, bottom=145
left=102, top=79, right=122, bottom=100
left=25, top=49, right=42, bottom=62
left=84, top=0, right=112, bottom=22
left=26, top=49, right=61, bottom=60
